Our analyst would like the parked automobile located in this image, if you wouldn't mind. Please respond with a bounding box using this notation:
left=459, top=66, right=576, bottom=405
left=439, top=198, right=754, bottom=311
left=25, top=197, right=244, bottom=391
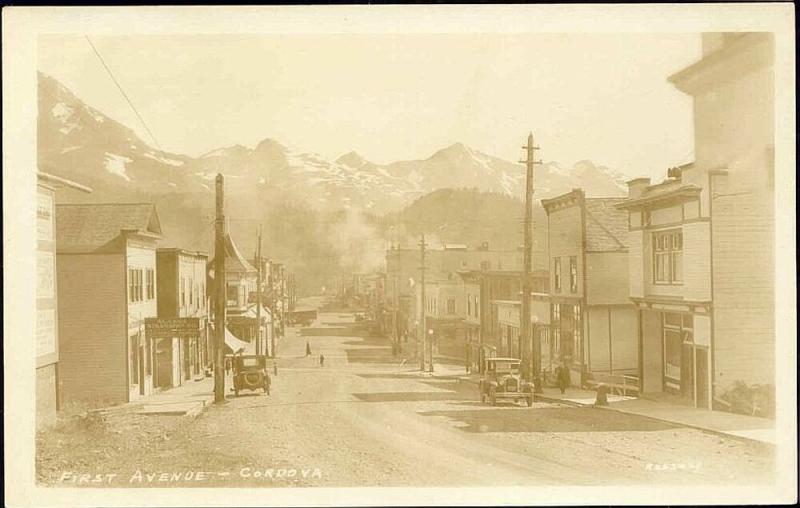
left=478, top=357, right=534, bottom=406
left=231, top=354, right=270, bottom=396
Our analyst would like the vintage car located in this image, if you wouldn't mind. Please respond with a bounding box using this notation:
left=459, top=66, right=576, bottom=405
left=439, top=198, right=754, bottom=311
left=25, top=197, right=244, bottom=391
left=232, top=354, right=270, bottom=396
left=478, top=357, right=534, bottom=406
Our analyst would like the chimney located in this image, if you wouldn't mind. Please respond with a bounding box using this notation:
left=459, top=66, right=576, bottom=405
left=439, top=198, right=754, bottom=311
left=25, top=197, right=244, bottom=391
left=626, top=178, right=651, bottom=199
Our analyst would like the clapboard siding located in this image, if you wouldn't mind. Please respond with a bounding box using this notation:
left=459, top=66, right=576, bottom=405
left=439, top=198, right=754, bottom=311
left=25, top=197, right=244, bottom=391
left=682, top=221, right=712, bottom=301
left=127, top=243, right=158, bottom=331
left=586, top=252, right=629, bottom=305
left=57, top=253, right=128, bottom=405
left=628, top=231, right=644, bottom=298
left=711, top=170, right=774, bottom=390
left=548, top=204, right=583, bottom=297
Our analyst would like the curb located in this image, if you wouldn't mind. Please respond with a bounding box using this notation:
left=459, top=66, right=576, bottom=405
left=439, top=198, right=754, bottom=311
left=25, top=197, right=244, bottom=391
left=535, top=393, right=774, bottom=446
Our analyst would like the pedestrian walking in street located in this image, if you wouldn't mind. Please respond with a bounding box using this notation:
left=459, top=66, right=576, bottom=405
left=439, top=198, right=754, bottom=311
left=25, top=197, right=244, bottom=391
left=319, top=354, right=325, bottom=367
left=273, top=363, right=278, bottom=376
left=306, top=341, right=311, bottom=357
left=556, top=362, right=571, bottom=394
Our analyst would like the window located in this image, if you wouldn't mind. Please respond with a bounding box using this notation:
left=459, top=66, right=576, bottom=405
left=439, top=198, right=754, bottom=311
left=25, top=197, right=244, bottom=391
left=189, top=278, right=194, bottom=305
left=474, top=296, right=479, bottom=319
left=662, top=312, right=693, bottom=390
left=129, top=268, right=144, bottom=303
left=569, top=256, right=578, bottom=293
left=572, top=306, right=582, bottom=363
left=226, top=283, right=238, bottom=305
left=653, top=230, right=683, bottom=284
left=447, top=298, right=456, bottom=315
left=181, top=278, right=186, bottom=307
left=129, top=268, right=136, bottom=302
left=554, top=258, right=562, bottom=292
left=146, top=269, right=155, bottom=300
left=467, top=297, right=472, bottom=316
left=480, top=261, right=491, bottom=271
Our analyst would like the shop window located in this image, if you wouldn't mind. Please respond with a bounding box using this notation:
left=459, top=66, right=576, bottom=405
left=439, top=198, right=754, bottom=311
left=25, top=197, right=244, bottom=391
left=572, top=306, right=582, bottom=363
left=447, top=298, right=456, bottom=315
left=569, top=256, right=578, bottom=293
left=554, top=258, right=562, bottom=292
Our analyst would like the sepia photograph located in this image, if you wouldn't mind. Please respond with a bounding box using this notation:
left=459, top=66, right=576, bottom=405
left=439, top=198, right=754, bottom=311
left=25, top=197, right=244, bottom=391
left=3, top=4, right=796, bottom=507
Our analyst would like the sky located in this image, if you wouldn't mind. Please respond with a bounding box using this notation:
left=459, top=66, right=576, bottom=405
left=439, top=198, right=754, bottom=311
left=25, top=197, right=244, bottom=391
left=38, top=33, right=701, bottom=180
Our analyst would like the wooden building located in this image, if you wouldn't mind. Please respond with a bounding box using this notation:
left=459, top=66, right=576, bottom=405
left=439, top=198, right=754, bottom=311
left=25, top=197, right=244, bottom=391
left=153, top=248, right=209, bottom=390
left=619, top=33, right=775, bottom=409
left=35, top=171, right=91, bottom=427
left=55, top=203, right=162, bottom=405
left=542, top=190, right=638, bottom=388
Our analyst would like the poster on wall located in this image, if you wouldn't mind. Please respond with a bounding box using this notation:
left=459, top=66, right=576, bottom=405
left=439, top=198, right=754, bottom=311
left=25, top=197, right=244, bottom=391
left=36, top=308, right=56, bottom=358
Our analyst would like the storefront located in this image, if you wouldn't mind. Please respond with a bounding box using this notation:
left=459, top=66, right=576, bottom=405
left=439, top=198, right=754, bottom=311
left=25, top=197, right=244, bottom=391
left=145, top=317, right=203, bottom=390
left=550, top=301, right=584, bottom=384
left=637, top=302, right=712, bottom=409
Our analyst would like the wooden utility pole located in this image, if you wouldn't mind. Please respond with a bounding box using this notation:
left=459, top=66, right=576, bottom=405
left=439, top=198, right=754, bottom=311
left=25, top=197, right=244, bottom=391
left=519, top=132, right=541, bottom=387
left=256, top=225, right=263, bottom=356
left=214, top=174, right=226, bottom=404
left=270, top=262, right=277, bottom=358
left=418, top=234, right=427, bottom=371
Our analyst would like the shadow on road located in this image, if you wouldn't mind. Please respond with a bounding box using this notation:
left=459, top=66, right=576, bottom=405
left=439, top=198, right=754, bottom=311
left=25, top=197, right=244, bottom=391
left=418, top=407, right=680, bottom=433
left=351, top=391, right=473, bottom=403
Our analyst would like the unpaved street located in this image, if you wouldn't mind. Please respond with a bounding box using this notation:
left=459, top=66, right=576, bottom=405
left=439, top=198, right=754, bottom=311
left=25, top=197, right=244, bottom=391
left=37, top=299, right=773, bottom=487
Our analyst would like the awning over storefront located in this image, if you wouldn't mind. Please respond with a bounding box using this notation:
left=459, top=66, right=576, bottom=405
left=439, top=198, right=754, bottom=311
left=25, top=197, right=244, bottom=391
left=243, top=304, right=272, bottom=322
left=210, top=323, right=255, bottom=355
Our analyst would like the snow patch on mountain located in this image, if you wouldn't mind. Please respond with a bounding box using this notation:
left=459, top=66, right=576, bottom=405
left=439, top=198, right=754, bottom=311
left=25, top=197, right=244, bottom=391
left=104, top=153, right=133, bottom=182
left=143, top=152, right=185, bottom=167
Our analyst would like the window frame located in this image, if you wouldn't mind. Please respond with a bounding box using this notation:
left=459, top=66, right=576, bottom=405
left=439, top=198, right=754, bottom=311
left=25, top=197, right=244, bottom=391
left=569, top=256, right=578, bottom=293
left=554, top=258, right=562, bottom=292
left=652, top=229, right=683, bottom=285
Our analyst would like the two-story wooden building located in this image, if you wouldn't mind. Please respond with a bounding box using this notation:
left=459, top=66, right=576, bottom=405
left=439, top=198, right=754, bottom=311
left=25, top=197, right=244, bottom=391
left=36, top=171, right=91, bottom=427
left=618, top=33, right=775, bottom=409
left=153, top=248, right=209, bottom=390
left=55, top=203, right=162, bottom=405
left=542, top=190, right=638, bottom=388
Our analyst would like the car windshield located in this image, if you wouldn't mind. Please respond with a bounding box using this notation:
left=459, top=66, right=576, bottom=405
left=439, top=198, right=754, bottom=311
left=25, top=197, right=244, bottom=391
left=241, top=358, right=259, bottom=367
left=491, top=361, right=519, bottom=373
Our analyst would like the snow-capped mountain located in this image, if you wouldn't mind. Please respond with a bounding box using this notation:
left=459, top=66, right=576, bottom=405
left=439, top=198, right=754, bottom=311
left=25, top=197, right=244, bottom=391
left=38, top=73, right=209, bottom=198
left=38, top=72, right=626, bottom=214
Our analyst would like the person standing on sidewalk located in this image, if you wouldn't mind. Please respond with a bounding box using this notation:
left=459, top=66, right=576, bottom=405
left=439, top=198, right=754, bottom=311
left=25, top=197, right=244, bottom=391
left=319, top=354, right=325, bottom=367
left=305, top=341, right=311, bottom=357
left=556, top=362, right=571, bottom=394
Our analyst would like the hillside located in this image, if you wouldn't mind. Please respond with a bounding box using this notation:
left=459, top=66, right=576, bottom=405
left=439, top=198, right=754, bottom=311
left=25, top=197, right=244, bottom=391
left=378, top=188, right=549, bottom=271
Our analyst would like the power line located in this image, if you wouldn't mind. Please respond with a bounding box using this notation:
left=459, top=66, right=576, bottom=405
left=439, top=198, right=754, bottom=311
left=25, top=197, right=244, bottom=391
left=84, top=35, right=165, bottom=154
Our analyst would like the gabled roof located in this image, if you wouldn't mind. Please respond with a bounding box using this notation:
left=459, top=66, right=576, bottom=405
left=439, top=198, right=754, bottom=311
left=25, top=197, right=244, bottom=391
left=56, top=203, right=161, bottom=253
left=584, top=198, right=628, bottom=252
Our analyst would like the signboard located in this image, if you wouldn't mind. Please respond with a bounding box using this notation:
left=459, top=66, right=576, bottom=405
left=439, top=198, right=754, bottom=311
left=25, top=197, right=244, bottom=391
left=145, top=317, right=200, bottom=338
left=37, top=251, right=55, bottom=299
left=37, top=308, right=56, bottom=358
left=37, top=190, right=54, bottom=241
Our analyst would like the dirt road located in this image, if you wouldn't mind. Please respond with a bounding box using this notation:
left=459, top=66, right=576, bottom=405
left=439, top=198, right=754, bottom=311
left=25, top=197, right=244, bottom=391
left=37, top=300, right=773, bottom=487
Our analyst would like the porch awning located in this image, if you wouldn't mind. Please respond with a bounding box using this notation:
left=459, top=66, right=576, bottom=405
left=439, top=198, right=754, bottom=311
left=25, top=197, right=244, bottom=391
left=210, top=323, right=255, bottom=355
left=244, top=304, right=272, bottom=322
